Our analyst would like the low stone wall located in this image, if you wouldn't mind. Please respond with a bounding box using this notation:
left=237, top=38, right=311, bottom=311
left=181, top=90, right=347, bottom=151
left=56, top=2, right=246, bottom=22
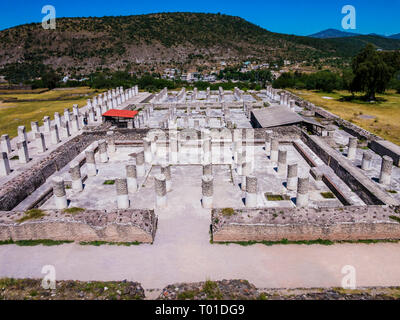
left=301, top=131, right=398, bottom=206
left=0, top=209, right=157, bottom=243
left=212, top=207, right=400, bottom=242
left=370, top=140, right=400, bottom=167
left=0, top=133, right=103, bottom=211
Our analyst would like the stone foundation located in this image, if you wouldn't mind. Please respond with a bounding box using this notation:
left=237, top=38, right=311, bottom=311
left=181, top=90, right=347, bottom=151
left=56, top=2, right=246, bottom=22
left=0, top=209, right=157, bottom=243
left=211, top=206, right=400, bottom=242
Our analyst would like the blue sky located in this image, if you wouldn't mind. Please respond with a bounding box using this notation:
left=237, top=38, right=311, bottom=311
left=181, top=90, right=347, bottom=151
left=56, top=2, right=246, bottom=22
left=1, top=0, right=399, bottom=35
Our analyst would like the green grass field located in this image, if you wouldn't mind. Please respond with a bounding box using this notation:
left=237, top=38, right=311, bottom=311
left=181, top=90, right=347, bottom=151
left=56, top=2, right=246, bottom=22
left=289, top=89, right=400, bottom=145
left=0, top=87, right=104, bottom=138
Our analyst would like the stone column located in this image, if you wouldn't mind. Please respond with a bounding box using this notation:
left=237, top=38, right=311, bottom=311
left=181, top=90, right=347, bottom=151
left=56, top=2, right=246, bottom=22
left=277, top=150, right=287, bottom=175
left=296, top=177, right=309, bottom=207
left=347, top=137, right=357, bottom=160
left=71, top=115, right=80, bottom=133
left=116, top=178, right=129, bottom=209
left=17, top=140, right=29, bottom=164
left=287, top=163, right=298, bottom=191
left=31, top=121, right=40, bottom=134
left=98, top=139, right=108, bottom=163
left=203, top=137, right=212, bottom=164
left=54, top=112, right=62, bottom=128
left=85, top=148, right=97, bottom=176
left=64, top=109, right=71, bottom=123
left=50, top=125, right=60, bottom=145
left=69, top=161, right=83, bottom=192
left=1, top=134, right=12, bottom=154
left=136, top=151, right=145, bottom=177
left=245, top=175, right=258, bottom=207
left=52, top=176, right=68, bottom=209
left=241, top=161, right=251, bottom=191
left=126, top=163, right=138, bottom=193
left=61, top=121, right=71, bottom=139
left=270, top=139, right=279, bottom=162
left=106, top=131, right=116, bottom=153
left=203, top=163, right=213, bottom=176
left=18, top=126, right=28, bottom=142
left=379, top=156, right=393, bottom=185
left=154, top=174, right=167, bottom=208
left=161, top=163, right=172, bottom=192
left=361, top=152, right=372, bottom=171
left=202, top=175, right=214, bottom=208
left=43, top=116, right=51, bottom=133
left=35, top=132, right=46, bottom=153
left=264, top=130, right=273, bottom=156
left=143, top=137, right=152, bottom=164
left=0, top=152, right=11, bottom=176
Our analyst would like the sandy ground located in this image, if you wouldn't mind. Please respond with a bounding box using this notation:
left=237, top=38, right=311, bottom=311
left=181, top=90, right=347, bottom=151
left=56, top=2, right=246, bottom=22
left=2, top=165, right=400, bottom=290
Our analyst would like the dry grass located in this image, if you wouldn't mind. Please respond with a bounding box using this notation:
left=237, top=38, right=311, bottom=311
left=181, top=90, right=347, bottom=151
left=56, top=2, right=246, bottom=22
left=289, top=89, right=400, bottom=145
left=0, top=87, right=104, bottom=138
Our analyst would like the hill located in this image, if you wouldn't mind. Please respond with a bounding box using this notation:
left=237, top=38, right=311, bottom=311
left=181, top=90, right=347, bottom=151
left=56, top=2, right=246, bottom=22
left=0, top=12, right=399, bottom=76
left=308, top=28, right=360, bottom=39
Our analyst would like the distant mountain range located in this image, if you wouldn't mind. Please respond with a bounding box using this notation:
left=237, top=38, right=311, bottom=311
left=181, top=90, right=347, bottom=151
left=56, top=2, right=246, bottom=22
left=309, top=28, right=400, bottom=39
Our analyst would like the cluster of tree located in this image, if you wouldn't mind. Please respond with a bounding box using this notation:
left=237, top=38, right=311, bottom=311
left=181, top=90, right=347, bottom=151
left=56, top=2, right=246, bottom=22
left=273, top=44, right=400, bottom=99
left=272, top=70, right=343, bottom=92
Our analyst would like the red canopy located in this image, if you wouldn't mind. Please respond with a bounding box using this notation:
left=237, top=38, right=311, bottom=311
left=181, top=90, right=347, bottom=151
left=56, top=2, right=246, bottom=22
left=102, top=109, right=138, bottom=119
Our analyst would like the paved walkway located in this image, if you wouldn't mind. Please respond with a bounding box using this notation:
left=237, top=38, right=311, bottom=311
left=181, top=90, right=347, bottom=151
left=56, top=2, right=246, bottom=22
left=1, top=166, right=400, bottom=290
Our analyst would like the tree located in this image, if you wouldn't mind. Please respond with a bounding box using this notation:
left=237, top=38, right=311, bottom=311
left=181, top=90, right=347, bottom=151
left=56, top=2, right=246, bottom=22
left=351, top=44, right=395, bottom=100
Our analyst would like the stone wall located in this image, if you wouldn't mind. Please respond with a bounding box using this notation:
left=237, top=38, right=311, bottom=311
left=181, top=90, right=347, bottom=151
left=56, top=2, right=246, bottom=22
left=0, top=209, right=157, bottom=243
left=212, top=207, right=400, bottom=242
left=369, top=140, right=400, bottom=167
left=301, top=131, right=398, bottom=206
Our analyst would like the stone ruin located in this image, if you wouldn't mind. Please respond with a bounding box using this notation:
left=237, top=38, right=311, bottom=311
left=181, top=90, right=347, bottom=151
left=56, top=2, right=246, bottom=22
left=1, top=86, right=400, bottom=244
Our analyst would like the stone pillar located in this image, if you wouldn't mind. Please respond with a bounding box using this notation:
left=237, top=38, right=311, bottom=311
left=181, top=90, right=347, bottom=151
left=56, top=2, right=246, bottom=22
left=1, top=134, right=12, bottom=154
left=31, top=121, right=40, bottom=134
left=245, top=175, right=258, bottom=207
left=286, top=163, right=298, bottom=191
left=161, top=163, right=172, bottom=192
left=264, top=130, right=273, bottom=156
left=136, top=151, right=145, bottom=177
left=241, top=161, right=251, bottom=191
left=17, top=140, right=29, bottom=164
left=52, top=176, right=68, bottom=209
left=379, top=156, right=393, bottom=185
left=106, top=131, right=116, bottom=153
left=18, top=126, right=28, bottom=142
left=50, top=124, right=60, bottom=145
left=43, top=116, right=51, bottom=133
left=203, top=163, right=212, bottom=176
left=69, top=161, right=83, bottom=192
left=64, top=109, right=71, bottom=123
left=71, top=115, right=80, bottom=133
left=296, top=177, right=309, bottom=207
left=54, top=112, right=62, bottom=128
left=347, top=137, right=357, bottom=160
left=270, top=139, right=279, bottom=162
left=154, top=174, right=167, bottom=208
left=116, top=178, right=129, bottom=209
left=203, top=137, right=212, bottom=164
left=202, top=175, right=214, bottom=208
left=361, top=152, right=372, bottom=171
left=143, top=137, right=152, bottom=164
left=89, top=109, right=96, bottom=123
left=0, top=152, right=11, bottom=176
left=98, top=139, right=108, bottom=163
left=126, top=163, right=138, bottom=193
left=277, top=150, right=287, bottom=175
left=61, top=121, right=71, bottom=139
left=85, top=148, right=97, bottom=176
left=35, top=132, right=46, bottom=153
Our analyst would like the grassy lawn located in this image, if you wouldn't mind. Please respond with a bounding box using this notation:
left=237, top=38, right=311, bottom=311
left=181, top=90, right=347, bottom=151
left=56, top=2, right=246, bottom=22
left=0, top=87, right=103, bottom=138
left=289, top=89, right=400, bottom=145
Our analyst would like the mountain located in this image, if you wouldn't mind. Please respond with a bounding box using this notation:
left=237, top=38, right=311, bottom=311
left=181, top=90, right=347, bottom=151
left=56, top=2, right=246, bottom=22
left=0, top=13, right=399, bottom=76
left=389, top=33, right=400, bottom=40
left=309, top=28, right=360, bottom=39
